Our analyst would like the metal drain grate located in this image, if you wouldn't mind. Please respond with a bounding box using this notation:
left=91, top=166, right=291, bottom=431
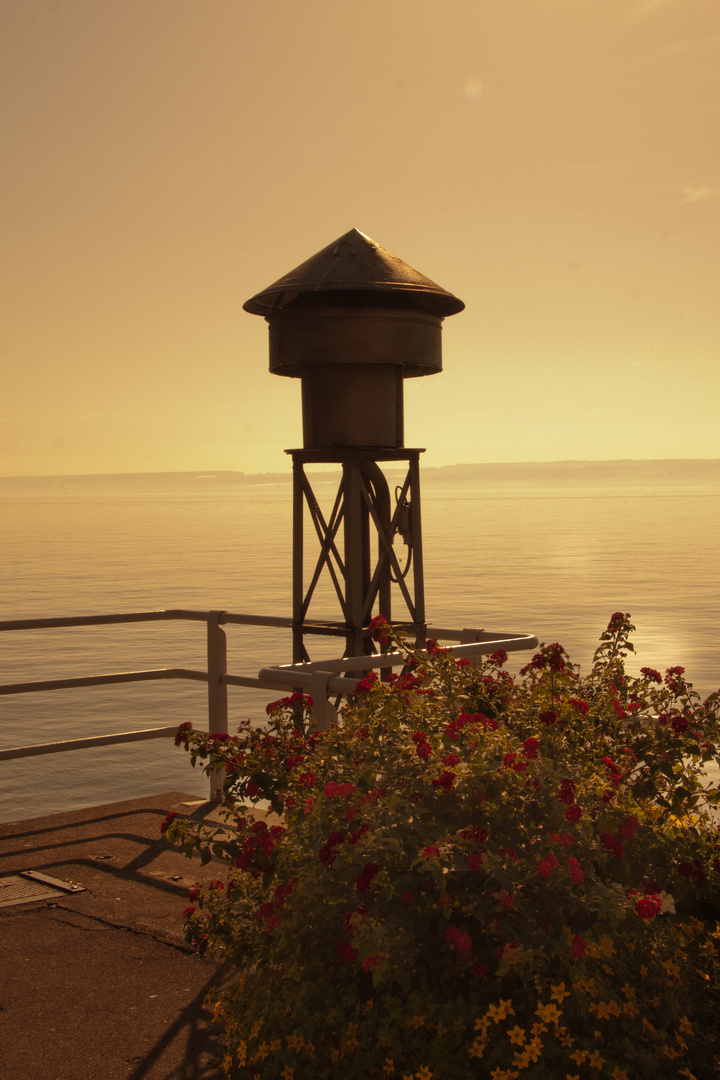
left=0, top=871, right=85, bottom=908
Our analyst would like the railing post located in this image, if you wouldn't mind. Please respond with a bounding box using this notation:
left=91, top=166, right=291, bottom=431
left=207, top=610, right=228, bottom=800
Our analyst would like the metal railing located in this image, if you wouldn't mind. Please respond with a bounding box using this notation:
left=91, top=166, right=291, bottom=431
left=0, top=609, right=538, bottom=798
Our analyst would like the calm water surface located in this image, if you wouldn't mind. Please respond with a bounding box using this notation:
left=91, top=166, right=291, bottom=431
left=1, top=481, right=718, bottom=822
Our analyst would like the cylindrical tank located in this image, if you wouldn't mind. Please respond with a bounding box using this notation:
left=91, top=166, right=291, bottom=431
left=243, top=229, right=464, bottom=450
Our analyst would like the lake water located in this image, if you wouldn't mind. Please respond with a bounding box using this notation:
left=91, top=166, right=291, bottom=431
left=1, top=471, right=718, bottom=822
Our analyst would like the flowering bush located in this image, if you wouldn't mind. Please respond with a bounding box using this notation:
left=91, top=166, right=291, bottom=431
left=164, top=614, right=720, bottom=1079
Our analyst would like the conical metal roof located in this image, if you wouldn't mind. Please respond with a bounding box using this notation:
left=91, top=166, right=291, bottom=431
left=243, top=228, right=465, bottom=317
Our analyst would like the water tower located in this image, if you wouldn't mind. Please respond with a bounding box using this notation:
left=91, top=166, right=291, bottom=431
left=244, top=229, right=464, bottom=663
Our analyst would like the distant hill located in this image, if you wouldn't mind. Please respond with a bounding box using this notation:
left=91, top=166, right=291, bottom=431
left=0, top=459, right=718, bottom=494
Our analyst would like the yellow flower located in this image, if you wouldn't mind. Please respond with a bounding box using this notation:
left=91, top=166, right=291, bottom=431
left=663, top=1045, right=681, bottom=1059
left=620, top=983, right=635, bottom=999
left=468, top=1038, right=486, bottom=1058
left=281, top=1067, right=294, bottom=1080
left=570, top=1050, right=588, bottom=1065
left=550, top=982, right=571, bottom=1004
left=599, top=935, right=615, bottom=957
left=435, top=1021, right=448, bottom=1039
left=641, top=1017, right=656, bottom=1034
left=566, top=1075, right=580, bottom=1080
left=221, top=1055, right=233, bottom=1075
left=640, top=964, right=649, bottom=977
left=679, top=1015, right=693, bottom=1035
left=663, top=959, right=681, bottom=978
left=410, top=1016, right=425, bottom=1030
left=475, top=1016, right=491, bottom=1034
left=611, top=1069, right=629, bottom=1080
left=526, top=1038, right=543, bottom=1062
left=531, top=1022, right=548, bottom=1036
left=256, top=1042, right=270, bottom=1061
left=383, top=1056, right=394, bottom=1074
left=679, top=1070, right=697, bottom=1080
left=269, top=1040, right=282, bottom=1053
left=622, top=1001, right=638, bottom=1018
left=513, top=1049, right=532, bottom=1069
left=416, top=1068, right=432, bottom=1080
left=497, top=998, right=515, bottom=1020
left=588, top=1050, right=605, bottom=1069
left=236, top=1042, right=247, bottom=1066
left=507, top=1025, right=526, bottom=1046
left=595, top=1002, right=612, bottom=1020
left=304, top=1041, right=315, bottom=1057
left=250, top=1019, right=264, bottom=1039
left=536, top=1002, right=562, bottom=1024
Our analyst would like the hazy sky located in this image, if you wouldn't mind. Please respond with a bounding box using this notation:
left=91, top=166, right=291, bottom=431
left=1, top=0, right=718, bottom=476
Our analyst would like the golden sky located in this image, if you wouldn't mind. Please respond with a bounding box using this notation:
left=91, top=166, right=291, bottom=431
left=1, top=0, right=718, bottom=475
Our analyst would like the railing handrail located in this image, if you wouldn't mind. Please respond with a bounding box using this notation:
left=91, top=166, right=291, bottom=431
left=0, top=608, right=538, bottom=797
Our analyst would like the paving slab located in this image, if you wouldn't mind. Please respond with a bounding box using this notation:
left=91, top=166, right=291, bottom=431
left=0, top=792, right=246, bottom=1080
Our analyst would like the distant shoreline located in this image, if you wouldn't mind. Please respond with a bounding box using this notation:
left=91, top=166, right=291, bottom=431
left=0, top=459, right=718, bottom=493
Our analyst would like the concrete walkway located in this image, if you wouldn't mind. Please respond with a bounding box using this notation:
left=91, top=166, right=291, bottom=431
left=0, top=792, right=236, bottom=1080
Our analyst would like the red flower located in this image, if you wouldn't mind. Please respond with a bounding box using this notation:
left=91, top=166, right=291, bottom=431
left=421, top=845, right=441, bottom=859
left=564, top=805, right=583, bottom=823
left=356, top=862, right=380, bottom=893
left=336, top=939, right=358, bottom=962
left=460, top=825, right=488, bottom=845
left=468, top=853, right=485, bottom=872
left=472, top=961, right=488, bottom=977
left=298, top=772, right=316, bottom=788
left=445, top=925, right=473, bottom=960
left=571, top=935, right=587, bottom=958
left=635, top=894, right=662, bottom=920
left=362, top=952, right=383, bottom=972
left=536, top=859, right=553, bottom=878
left=324, top=781, right=356, bottom=799
left=174, top=721, right=193, bottom=746
left=183, top=905, right=197, bottom=920
left=521, top=737, right=540, bottom=760
left=539, top=709, right=557, bottom=726
left=160, top=811, right=177, bottom=835
left=641, top=667, right=662, bottom=684
left=432, top=770, right=455, bottom=792
left=558, top=779, right=576, bottom=805
left=618, top=815, right=640, bottom=840
left=566, top=857, right=584, bottom=884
